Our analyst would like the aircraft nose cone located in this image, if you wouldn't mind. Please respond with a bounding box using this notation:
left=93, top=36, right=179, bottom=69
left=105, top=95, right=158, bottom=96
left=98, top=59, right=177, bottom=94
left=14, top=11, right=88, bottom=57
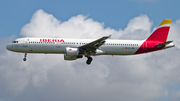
left=6, top=45, right=11, bottom=50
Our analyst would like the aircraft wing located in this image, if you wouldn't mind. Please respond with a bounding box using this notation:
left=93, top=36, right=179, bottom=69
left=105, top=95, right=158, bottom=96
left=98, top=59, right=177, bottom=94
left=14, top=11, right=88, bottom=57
left=79, top=35, right=111, bottom=51
left=155, top=41, right=173, bottom=47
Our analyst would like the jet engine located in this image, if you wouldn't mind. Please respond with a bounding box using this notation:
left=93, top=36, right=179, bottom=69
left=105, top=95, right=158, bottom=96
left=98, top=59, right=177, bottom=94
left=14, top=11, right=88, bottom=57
left=64, top=47, right=83, bottom=60
left=65, top=47, right=79, bottom=56
left=64, top=54, right=83, bottom=60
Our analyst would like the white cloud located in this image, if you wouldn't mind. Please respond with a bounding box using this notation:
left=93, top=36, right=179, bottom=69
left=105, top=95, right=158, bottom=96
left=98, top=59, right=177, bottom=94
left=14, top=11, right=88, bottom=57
left=117, top=14, right=153, bottom=40
left=168, top=19, right=180, bottom=49
left=20, top=10, right=152, bottom=40
left=1, top=9, right=180, bottom=101
left=20, top=9, right=117, bottom=39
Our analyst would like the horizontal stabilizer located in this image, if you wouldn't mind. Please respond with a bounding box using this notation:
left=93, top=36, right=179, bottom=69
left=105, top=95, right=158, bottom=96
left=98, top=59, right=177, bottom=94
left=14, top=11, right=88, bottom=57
left=155, top=41, right=173, bottom=47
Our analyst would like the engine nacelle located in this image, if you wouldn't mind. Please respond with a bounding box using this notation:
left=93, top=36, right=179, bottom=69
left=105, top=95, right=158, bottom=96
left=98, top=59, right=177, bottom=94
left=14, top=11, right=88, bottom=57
left=64, top=54, right=77, bottom=60
left=64, top=54, right=83, bottom=61
left=65, top=47, right=79, bottom=56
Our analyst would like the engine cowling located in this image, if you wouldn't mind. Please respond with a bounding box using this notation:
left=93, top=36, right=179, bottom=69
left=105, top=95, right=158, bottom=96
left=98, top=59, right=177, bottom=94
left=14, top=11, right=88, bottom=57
left=64, top=54, right=77, bottom=60
left=64, top=54, right=83, bottom=60
left=65, top=47, right=79, bottom=56
left=64, top=47, right=83, bottom=60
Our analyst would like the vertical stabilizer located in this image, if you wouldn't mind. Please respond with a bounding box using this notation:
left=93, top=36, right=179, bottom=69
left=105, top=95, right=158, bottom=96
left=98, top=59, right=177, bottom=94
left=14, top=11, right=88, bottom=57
left=135, top=19, right=173, bottom=54
left=147, top=19, right=172, bottom=42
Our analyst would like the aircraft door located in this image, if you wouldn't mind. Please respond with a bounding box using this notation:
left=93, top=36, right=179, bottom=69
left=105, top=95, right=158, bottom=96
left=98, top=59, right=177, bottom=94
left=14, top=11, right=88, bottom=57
left=143, top=41, right=147, bottom=50
left=23, top=39, right=28, bottom=47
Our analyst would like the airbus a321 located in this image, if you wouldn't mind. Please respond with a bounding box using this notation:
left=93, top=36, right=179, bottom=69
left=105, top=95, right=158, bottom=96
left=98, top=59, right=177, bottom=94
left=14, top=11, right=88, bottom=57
left=6, top=19, right=175, bottom=65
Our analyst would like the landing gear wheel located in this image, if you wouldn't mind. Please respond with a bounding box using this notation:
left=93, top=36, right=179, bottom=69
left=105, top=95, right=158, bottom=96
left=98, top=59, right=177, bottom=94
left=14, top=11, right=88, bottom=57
left=86, top=57, right=93, bottom=65
left=23, top=58, right=26, bottom=61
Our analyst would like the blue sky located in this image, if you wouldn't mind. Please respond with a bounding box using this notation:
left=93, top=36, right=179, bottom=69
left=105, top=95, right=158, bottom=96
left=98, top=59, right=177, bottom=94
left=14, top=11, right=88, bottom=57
left=0, top=0, right=180, bottom=38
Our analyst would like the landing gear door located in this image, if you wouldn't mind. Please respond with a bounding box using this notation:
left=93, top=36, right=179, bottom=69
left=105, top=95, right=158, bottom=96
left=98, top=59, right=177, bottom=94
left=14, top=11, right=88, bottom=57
left=23, top=39, right=28, bottom=47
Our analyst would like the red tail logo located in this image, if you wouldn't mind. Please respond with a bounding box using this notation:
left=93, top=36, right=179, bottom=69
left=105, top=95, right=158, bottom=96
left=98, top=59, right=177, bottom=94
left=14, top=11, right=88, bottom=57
left=135, top=19, right=172, bottom=54
left=147, top=19, right=172, bottom=42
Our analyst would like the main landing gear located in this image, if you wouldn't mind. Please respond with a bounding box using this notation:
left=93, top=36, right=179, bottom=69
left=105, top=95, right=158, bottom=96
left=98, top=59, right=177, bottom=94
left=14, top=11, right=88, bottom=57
left=86, top=57, right=93, bottom=65
left=23, top=53, right=27, bottom=61
left=85, top=51, right=93, bottom=65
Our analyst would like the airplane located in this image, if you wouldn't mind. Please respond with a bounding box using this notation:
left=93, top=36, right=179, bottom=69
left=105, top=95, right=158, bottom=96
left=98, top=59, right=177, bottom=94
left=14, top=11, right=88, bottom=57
left=6, top=19, right=175, bottom=65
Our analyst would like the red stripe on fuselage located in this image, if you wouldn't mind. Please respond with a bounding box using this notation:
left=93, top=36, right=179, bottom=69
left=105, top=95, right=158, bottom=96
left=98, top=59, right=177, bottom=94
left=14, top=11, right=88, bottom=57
left=134, top=40, right=165, bottom=54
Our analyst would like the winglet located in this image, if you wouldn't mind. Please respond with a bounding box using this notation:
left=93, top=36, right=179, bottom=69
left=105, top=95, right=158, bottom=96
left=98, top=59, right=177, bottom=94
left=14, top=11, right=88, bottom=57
left=108, top=34, right=112, bottom=38
left=102, top=35, right=112, bottom=40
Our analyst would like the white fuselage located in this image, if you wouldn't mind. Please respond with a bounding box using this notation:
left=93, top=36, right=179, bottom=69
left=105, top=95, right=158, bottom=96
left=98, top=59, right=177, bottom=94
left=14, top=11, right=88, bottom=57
left=6, top=38, right=144, bottom=55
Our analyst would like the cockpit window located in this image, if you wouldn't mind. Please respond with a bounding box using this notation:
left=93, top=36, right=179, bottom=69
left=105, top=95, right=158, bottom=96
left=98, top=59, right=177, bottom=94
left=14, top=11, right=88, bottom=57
left=12, top=41, right=18, bottom=43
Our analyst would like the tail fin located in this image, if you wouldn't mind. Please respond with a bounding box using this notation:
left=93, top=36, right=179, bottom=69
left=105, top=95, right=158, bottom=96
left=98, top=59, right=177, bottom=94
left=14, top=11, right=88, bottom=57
left=147, top=19, right=172, bottom=42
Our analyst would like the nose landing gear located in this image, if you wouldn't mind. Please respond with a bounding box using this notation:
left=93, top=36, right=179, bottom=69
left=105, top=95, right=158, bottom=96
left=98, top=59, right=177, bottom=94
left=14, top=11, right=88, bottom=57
left=23, top=53, right=27, bottom=61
